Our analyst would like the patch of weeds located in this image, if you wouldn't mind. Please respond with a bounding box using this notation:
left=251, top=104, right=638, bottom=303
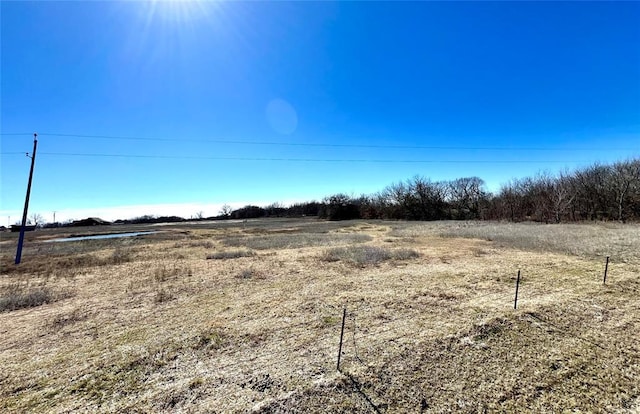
left=206, top=249, right=256, bottom=260
left=188, top=240, right=214, bottom=249
left=50, top=307, right=90, bottom=329
left=471, top=247, right=489, bottom=257
left=0, top=283, right=70, bottom=312
left=393, top=248, right=421, bottom=260
left=241, top=374, right=277, bottom=393
left=189, top=377, right=205, bottom=389
left=154, top=288, right=175, bottom=304
left=154, top=263, right=193, bottom=282
left=110, top=248, right=132, bottom=265
left=236, top=268, right=265, bottom=279
left=321, top=246, right=420, bottom=267
left=321, top=315, right=340, bottom=326
left=222, top=233, right=372, bottom=250
left=194, top=329, right=225, bottom=350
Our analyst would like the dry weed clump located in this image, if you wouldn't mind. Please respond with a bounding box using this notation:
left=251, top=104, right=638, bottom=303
left=222, top=233, right=371, bottom=250
left=154, top=288, right=175, bottom=304
left=154, top=263, right=193, bottom=282
left=321, top=246, right=420, bottom=266
left=438, top=221, right=640, bottom=263
left=1, top=247, right=133, bottom=278
left=49, top=307, right=91, bottom=329
left=236, top=268, right=266, bottom=279
left=0, top=283, right=70, bottom=312
left=187, top=240, right=215, bottom=249
left=206, top=249, right=256, bottom=260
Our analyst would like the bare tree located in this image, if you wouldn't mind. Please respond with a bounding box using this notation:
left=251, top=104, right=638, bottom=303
left=219, top=204, right=233, bottom=218
left=610, top=159, right=640, bottom=222
left=550, top=172, right=575, bottom=223
left=29, top=212, right=44, bottom=226
left=448, top=177, right=488, bottom=219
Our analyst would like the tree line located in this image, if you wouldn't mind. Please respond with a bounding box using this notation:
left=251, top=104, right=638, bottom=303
left=224, top=158, right=640, bottom=223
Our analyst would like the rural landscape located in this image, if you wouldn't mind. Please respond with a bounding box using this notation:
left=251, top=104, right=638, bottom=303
left=1, top=218, right=639, bottom=412
left=2, top=1, right=639, bottom=412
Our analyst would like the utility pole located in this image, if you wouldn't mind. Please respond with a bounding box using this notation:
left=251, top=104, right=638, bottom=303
left=15, top=133, right=38, bottom=265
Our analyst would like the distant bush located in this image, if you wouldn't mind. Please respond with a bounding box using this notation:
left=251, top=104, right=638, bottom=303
left=206, top=250, right=256, bottom=260
left=321, top=246, right=420, bottom=266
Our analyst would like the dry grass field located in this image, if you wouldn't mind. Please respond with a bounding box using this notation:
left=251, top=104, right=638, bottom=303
left=1, top=219, right=639, bottom=413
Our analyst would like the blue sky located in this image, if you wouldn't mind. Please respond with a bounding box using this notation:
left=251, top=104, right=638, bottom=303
left=1, top=1, right=639, bottom=222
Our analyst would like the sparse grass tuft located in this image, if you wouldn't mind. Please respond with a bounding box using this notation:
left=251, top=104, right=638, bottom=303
left=110, top=248, right=133, bottom=265
left=236, top=268, right=265, bottom=279
left=154, top=263, right=193, bottom=282
left=154, top=288, right=175, bottom=304
left=49, top=307, right=90, bottom=328
left=321, top=246, right=420, bottom=266
left=194, top=329, right=225, bottom=350
left=206, top=250, right=256, bottom=260
left=187, top=240, right=214, bottom=249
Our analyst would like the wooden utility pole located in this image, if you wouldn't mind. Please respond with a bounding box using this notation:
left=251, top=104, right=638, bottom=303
left=15, top=133, right=38, bottom=265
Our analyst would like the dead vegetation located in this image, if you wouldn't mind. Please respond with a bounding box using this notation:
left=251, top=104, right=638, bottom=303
left=206, top=249, right=256, bottom=260
left=0, top=219, right=638, bottom=413
left=0, top=283, right=70, bottom=312
left=321, top=246, right=420, bottom=266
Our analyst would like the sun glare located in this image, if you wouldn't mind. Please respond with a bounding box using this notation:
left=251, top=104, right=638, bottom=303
left=146, top=0, right=215, bottom=25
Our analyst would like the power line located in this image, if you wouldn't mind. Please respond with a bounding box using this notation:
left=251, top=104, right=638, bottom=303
left=0, top=151, right=599, bottom=164
left=1, top=132, right=637, bottom=151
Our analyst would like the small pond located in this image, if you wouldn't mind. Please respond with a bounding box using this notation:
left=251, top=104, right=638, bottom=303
left=45, top=231, right=158, bottom=243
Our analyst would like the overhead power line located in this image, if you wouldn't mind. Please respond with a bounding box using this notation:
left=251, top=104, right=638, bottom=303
left=1, top=132, right=637, bottom=151
left=0, top=151, right=598, bottom=163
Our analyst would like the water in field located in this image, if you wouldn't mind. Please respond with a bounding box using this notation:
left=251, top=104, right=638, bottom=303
left=45, top=231, right=158, bottom=243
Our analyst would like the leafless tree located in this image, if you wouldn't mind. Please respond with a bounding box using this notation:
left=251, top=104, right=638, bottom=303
left=29, top=212, right=44, bottom=226
left=219, top=204, right=233, bottom=217
left=610, top=159, right=640, bottom=222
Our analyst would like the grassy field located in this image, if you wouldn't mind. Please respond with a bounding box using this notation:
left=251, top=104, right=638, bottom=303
left=1, top=219, right=639, bottom=413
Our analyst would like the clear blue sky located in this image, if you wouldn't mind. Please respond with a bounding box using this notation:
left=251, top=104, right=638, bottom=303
left=1, top=1, right=639, bottom=222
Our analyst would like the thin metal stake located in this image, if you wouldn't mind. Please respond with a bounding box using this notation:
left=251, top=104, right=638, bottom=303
left=337, top=306, right=347, bottom=372
left=603, top=256, right=610, bottom=285
left=514, top=270, right=521, bottom=310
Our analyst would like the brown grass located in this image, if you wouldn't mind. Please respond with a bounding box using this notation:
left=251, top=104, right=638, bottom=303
left=206, top=249, right=256, bottom=260
left=0, top=283, right=66, bottom=312
left=321, top=246, right=420, bottom=266
left=1, top=219, right=639, bottom=413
